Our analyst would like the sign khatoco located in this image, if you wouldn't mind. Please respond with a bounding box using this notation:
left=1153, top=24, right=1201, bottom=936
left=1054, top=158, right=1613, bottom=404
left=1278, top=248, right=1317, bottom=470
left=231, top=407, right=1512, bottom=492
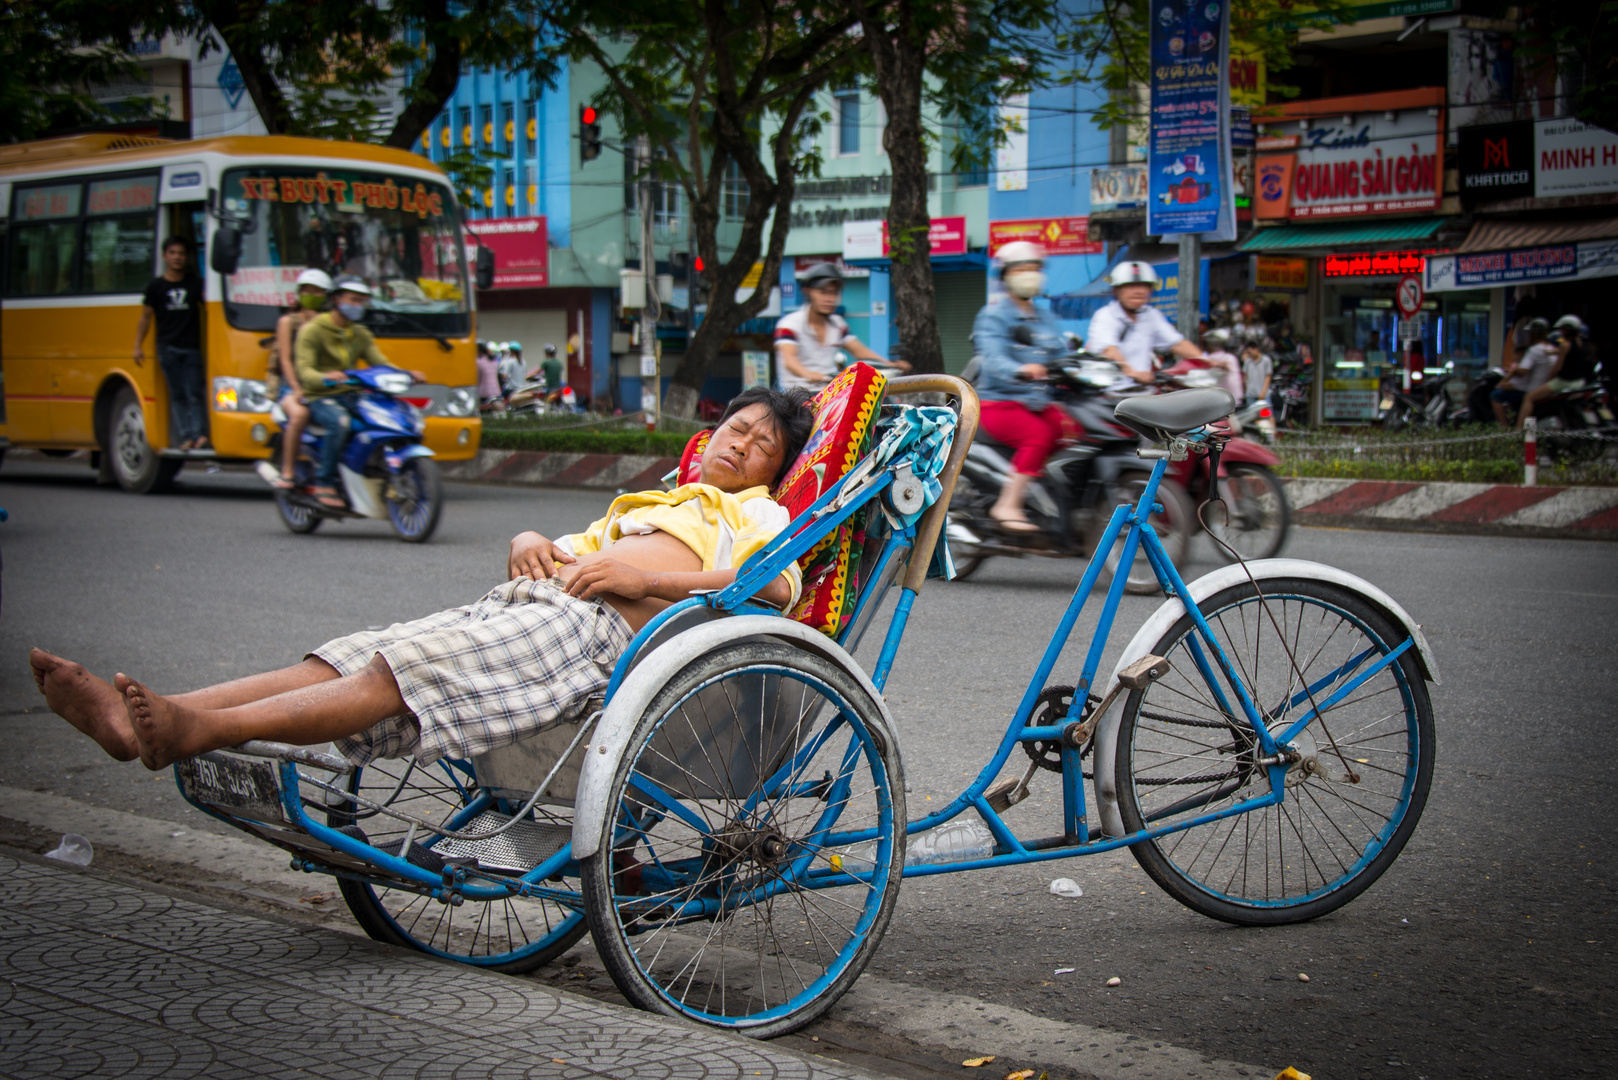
left=1146, top=0, right=1234, bottom=238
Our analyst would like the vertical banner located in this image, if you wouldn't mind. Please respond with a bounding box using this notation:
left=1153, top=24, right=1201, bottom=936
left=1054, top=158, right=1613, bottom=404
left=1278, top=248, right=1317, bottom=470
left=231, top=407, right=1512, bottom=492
left=997, top=94, right=1029, bottom=191
left=1147, top=0, right=1234, bottom=237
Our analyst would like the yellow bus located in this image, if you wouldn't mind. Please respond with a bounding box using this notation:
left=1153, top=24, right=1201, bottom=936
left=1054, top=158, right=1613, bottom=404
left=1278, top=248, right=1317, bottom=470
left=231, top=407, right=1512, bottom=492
left=0, top=133, right=484, bottom=492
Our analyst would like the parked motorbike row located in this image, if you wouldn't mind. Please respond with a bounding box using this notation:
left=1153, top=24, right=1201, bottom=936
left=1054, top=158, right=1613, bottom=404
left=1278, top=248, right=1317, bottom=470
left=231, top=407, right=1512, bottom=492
left=1380, top=364, right=1618, bottom=460
left=949, top=351, right=1291, bottom=592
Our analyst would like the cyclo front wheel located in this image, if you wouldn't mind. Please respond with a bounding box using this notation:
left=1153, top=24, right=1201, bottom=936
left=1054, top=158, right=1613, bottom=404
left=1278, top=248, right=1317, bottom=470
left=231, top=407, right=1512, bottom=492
left=1116, top=578, right=1433, bottom=925
left=330, top=757, right=587, bottom=973
left=581, top=640, right=904, bottom=1037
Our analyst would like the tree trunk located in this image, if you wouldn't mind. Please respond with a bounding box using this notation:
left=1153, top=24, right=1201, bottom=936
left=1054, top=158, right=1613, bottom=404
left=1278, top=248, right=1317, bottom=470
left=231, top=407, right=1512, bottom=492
left=199, top=1, right=296, bottom=136
left=383, top=0, right=462, bottom=150
left=862, top=7, right=944, bottom=374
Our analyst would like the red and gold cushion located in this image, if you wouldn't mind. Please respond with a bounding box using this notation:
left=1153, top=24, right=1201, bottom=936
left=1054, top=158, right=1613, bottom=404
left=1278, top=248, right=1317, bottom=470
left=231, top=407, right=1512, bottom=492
left=672, top=363, right=887, bottom=636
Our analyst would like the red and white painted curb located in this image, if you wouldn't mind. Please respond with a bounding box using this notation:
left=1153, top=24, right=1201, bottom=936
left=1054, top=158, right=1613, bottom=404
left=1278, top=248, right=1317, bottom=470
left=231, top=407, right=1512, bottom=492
left=1285, top=478, right=1618, bottom=538
left=441, top=448, right=679, bottom=492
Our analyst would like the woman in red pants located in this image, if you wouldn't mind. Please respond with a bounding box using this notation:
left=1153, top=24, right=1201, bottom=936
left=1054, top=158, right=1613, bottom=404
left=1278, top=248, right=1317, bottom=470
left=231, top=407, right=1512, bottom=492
left=971, top=243, right=1078, bottom=531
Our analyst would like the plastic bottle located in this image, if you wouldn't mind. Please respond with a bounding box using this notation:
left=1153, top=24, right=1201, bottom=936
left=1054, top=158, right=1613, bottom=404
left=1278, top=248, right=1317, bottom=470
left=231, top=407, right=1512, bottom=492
left=829, top=817, right=995, bottom=874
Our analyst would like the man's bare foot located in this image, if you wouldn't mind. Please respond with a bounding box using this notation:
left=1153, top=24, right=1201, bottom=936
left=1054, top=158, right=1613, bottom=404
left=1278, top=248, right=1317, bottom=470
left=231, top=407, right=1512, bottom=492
left=118, top=675, right=210, bottom=770
left=29, top=649, right=139, bottom=761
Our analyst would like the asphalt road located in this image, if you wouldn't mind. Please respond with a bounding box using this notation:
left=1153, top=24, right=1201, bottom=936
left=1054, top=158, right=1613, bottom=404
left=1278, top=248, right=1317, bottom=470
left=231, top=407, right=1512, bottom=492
left=3, top=455, right=1616, bottom=1080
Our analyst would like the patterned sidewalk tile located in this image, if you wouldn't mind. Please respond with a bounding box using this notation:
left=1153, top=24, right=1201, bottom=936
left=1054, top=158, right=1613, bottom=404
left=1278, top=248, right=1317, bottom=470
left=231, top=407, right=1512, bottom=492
left=0, top=854, right=874, bottom=1080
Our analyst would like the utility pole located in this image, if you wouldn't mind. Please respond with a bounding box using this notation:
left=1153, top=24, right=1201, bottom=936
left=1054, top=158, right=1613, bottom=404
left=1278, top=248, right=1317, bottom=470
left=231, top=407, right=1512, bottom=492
left=638, top=134, right=659, bottom=430
left=1176, top=233, right=1201, bottom=339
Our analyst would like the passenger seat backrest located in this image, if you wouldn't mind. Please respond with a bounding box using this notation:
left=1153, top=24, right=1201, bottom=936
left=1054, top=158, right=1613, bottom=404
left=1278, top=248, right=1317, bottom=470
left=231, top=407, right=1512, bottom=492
left=672, top=364, right=888, bottom=636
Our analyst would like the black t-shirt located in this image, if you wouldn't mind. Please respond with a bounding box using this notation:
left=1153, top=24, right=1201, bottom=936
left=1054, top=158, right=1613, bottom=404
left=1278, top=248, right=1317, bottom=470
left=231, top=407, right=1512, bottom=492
left=1561, top=340, right=1595, bottom=383
left=142, top=274, right=203, bottom=350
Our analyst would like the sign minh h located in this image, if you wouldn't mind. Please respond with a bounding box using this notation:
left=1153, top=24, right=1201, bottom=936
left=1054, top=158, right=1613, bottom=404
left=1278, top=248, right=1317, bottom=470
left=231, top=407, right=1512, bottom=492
left=463, top=216, right=549, bottom=288
left=989, top=218, right=1103, bottom=257
left=842, top=217, right=968, bottom=261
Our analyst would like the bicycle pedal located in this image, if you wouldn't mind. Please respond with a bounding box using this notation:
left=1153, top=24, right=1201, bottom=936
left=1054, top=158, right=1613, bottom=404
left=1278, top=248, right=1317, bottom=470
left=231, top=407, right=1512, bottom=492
left=1118, top=654, right=1171, bottom=690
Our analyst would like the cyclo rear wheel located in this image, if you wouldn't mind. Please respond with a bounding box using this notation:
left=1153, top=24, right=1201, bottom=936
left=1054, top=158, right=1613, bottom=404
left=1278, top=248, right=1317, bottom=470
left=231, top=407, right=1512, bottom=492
left=581, top=640, right=904, bottom=1037
left=330, top=757, right=587, bottom=973
left=1116, top=578, right=1433, bottom=925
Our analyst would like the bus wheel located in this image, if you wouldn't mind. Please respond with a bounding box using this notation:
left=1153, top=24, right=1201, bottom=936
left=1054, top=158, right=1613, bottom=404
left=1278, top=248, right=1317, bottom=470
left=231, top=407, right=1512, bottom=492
left=106, top=386, right=181, bottom=494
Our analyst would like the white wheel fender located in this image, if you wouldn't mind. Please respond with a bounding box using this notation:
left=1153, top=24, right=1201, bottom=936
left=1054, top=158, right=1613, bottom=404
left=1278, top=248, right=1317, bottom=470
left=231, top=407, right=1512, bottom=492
left=1091, top=559, right=1438, bottom=838
left=572, top=615, right=903, bottom=860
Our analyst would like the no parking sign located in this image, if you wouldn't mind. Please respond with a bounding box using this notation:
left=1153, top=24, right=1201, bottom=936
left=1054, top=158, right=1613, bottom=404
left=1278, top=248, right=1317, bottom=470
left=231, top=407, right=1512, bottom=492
left=1395, top=274, right=1424, bottom=317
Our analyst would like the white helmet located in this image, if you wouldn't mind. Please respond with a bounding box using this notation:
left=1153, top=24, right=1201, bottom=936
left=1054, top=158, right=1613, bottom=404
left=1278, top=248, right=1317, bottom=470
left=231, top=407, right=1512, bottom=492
left=995, top=240, right=1046, bottom=267
left=295, top=268, right=333, bottom=291
left=1109, top=261, right=1160, bottom=287
left=1554, top=314, right=1587, bottom=334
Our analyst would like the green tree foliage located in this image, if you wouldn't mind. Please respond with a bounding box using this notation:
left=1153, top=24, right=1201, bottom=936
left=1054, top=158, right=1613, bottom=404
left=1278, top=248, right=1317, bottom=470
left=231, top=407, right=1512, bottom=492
left=1516, top=0, right=1618, bottom=133
left=1062, top=0, right=1352, bottom=129
left=0, top=1, right=163, bottom=142
left=556, top=0, right=872, bottom=416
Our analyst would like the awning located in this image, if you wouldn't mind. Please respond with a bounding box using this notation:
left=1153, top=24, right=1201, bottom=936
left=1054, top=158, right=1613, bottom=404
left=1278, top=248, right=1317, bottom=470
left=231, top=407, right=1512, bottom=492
left=1239, top=217, right=1449, bottom=251
left=1458, top=215, right=1618, bottom=252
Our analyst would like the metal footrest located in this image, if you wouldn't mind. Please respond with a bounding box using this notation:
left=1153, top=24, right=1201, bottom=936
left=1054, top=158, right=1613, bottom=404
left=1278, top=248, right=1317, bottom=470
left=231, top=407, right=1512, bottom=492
left=431, top=811, right=572, bottom=874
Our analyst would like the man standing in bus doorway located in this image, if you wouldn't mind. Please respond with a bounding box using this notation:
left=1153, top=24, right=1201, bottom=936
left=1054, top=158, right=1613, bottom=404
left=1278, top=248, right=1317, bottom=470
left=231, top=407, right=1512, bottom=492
left=134, top=237, right=208, bottom=450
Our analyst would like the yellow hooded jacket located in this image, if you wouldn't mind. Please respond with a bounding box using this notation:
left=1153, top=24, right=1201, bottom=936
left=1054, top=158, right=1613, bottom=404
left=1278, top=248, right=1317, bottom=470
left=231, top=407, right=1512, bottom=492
left=556, top=483, right=802, bottom=607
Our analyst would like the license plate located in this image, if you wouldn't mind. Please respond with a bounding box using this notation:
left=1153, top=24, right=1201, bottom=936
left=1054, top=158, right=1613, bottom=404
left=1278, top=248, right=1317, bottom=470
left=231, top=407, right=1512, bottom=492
left=1584, top=410, right=1600, bottom=426
left=1601, top=407, right=1615, bottom=422
left=1379, top=396, right=1394, bottom=410
left=177, top=754, right=285, bottom=823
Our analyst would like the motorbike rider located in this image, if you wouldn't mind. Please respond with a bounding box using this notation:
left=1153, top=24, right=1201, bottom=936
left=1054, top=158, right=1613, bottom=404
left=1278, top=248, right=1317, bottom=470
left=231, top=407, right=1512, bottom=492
left=1084, top=262, right=1204, bottom=385
left=774, top=262, right=899, bottom=390
left=295, top=275, right=423, bottom=508
left=539, top=342, right=565, bottom=394
left=1201, top=326, right=1244, bottom=404
left=269, top=268, right=331, bottom=490
left=971, top=241, right=1077, bottom=533
left=475, top=340, right=502, bottom=408
left=1519, top=314, right=1594, bottom=427
left=1492, top=317, right=1556, bottom=427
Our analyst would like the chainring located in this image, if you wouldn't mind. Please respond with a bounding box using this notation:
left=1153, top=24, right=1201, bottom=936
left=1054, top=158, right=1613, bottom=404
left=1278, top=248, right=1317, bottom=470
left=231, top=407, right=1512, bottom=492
left=1024, top=685, right=1076, bottom=772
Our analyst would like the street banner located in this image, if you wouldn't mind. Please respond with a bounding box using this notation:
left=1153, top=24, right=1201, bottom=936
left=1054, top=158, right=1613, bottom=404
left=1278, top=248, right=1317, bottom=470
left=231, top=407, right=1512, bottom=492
left=988, top=217, right=1104, bottom=256
left=1425, top=239, right=1618, bottom=292
left=463, top=215, right=548, bottom=288
left=996, top=94, right=1029, bottom=191
left=1146, top=0, right=1233, bottom=237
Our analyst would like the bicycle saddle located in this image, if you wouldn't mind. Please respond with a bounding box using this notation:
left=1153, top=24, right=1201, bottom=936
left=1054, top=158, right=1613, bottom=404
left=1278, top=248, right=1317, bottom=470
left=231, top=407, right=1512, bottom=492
left=1112, top=388, right=1235, bottom=442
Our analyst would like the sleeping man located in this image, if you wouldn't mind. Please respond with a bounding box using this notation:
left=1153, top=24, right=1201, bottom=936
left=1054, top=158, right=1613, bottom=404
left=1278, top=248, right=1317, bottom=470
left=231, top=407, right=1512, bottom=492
left=30, top=386, right=815, bottom=773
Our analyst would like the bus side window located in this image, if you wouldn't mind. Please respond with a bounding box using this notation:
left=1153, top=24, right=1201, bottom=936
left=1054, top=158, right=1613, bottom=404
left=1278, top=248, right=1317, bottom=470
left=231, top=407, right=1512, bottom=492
left=6, top=182, right=82, bottom=296
left=82, top=175, right=159, bottom=294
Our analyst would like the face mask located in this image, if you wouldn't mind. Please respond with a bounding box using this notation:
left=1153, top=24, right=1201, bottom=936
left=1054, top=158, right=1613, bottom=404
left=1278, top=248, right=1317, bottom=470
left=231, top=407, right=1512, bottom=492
left=337, top=303, right=366, bottom=322
left=298, top=293, right=325, bottom=311
left=1005, top=270, right=1045, bottom=300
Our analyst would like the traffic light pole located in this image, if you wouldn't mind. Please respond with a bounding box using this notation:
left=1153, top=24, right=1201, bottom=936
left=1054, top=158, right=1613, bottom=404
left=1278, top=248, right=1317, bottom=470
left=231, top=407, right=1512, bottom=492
left=638, top=134, right=659, bottom=431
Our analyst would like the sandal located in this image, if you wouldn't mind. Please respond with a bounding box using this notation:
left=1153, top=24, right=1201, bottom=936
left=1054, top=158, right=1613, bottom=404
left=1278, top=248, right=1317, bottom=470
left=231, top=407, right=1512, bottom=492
left=990, top=510, right=1041, bottom=534
left=311, top=485, right=345, bottom=509
left=270, top=476, right=296, bottom=491
left=194, top=436, right=212, bottom=451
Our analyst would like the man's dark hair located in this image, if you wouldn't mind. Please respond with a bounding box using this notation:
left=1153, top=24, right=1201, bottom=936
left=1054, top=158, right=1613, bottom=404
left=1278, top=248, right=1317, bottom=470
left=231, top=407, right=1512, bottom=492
left=161, top=236, right=192, bottom=255
left=716, top=385, right=815, bottom=486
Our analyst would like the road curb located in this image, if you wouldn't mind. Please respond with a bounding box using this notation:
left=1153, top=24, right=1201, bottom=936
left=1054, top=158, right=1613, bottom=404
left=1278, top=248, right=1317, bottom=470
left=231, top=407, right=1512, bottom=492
left=1283, top=477, right=1618, bottom=540
left=442, top=447, right=679, bottom=490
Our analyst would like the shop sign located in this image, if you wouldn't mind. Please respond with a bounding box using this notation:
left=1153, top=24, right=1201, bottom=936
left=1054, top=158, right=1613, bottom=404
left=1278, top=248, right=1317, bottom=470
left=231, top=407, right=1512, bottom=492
left=1536, top=118, right=1618, bottom=199
left=1458, top=120, right=1534, bottom=203
left=793, top=255, right=869, bottom=279
left=989, top=217, right=1103, bottom=256
left=1320, top=249, right=1432, bottom=278
left=1254, top=155, right=1296, bottom=218
left=841, top=216, right=968, bottom=260
left=1322, top=380, right=1380, bottom=422
left=741, top=350, right=772, bottom=389
left=1289, top=112, right=1441, bottom=218
left=1252, top=255, right=1308, bottom=290
left=1425, top=239, right=1618, bottom=291
left=1090, top=166, right=1147, bottom=211
left=1146, top=0, right=1233, bottom=237
left=1456, top=118, right=1618, bottom=202
left=463, top=215, right=548, bottom=288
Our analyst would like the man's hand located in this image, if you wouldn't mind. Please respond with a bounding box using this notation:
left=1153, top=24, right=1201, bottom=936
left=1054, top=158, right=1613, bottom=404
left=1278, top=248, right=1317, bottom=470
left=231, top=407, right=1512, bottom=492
left=508, top=531, right=575, bottom=580
left=325, top=372, right=348, bottom=386
left=409, top=369, right=427, bottom=383
left=1017, top=363, right=1048, bottom=381
left=133, top=347, right=144, bottom=364
left=564, top=558, right=651, bottom=602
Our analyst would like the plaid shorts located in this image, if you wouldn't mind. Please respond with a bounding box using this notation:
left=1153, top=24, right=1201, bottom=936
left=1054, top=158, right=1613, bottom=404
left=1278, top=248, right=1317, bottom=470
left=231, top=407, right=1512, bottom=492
left=312, top=577, right=633, bottom=766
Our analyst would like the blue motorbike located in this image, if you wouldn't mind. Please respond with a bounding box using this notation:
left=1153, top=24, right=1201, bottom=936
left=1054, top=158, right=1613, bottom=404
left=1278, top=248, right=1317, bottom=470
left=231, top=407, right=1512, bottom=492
left=257, top=366, right=443, bottom=543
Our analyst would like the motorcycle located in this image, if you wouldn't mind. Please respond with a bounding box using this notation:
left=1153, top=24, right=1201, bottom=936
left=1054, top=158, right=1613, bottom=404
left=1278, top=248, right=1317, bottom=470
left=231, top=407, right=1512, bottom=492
left=1158, top=359, right=1292, bottom=562
left=948, top=356, right=1195, bottom=594
left=1379, top=368, right=1459, bottom=432
left=255, top=366, right=444, bottom=543
left=1534, top=381, right=1618, bottom=461
left=505, top=376, right=577, bottom=416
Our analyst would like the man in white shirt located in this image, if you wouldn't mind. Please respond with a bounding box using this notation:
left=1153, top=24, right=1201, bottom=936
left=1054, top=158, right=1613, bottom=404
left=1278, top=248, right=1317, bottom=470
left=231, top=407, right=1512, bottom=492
left=1084, top=261, right=1204, bottom=383
left=774, top=262, right=898, bottom=390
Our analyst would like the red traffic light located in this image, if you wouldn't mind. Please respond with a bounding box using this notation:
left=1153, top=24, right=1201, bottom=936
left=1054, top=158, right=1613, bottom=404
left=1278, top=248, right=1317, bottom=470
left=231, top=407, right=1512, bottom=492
left=693, top=256, right=704, bottom=272
left=582, top=106, right=597, bottom=125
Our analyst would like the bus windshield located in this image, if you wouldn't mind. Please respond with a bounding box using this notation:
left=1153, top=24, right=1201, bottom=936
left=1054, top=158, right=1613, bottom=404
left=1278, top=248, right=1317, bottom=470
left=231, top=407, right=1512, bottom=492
left=219, top=166, right=469, bottom=336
